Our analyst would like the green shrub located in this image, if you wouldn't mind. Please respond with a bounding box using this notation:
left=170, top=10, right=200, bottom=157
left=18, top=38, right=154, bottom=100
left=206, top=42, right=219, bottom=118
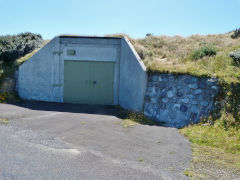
left=229, top=48, right=240, bottom=65
left=191, top=43, right=217, bottom=60
left=0, top=32, right=43, bottom=62
left=231, top=28, right=240, bottom=39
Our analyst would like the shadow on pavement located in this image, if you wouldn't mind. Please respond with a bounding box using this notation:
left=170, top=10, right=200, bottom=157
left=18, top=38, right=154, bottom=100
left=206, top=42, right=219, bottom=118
left=9, top=100, right=163, bottom=127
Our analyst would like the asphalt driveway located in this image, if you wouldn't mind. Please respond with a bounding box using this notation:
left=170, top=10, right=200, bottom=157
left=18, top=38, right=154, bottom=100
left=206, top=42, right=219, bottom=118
left=0, top=101, right=192, bottom=180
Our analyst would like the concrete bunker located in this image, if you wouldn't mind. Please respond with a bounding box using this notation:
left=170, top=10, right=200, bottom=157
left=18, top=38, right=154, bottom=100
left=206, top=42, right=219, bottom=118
left=18, top=36, right=147, bottom=112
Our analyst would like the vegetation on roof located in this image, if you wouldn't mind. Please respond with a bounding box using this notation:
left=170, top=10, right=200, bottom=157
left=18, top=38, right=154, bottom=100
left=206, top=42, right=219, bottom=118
left=231, top=28, right=240, bottom=39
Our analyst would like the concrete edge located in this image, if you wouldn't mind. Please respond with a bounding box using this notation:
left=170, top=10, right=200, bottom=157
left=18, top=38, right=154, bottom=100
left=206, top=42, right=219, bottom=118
left=122, top=36, right=147, bottom=72
left=19, top=37, right=57, bottom=68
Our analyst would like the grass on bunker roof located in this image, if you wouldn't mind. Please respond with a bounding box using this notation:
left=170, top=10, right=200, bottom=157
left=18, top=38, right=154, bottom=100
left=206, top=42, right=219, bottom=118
left=110, top=32, right=240, bottom=84
left=134, top=33, right=240, bottom=84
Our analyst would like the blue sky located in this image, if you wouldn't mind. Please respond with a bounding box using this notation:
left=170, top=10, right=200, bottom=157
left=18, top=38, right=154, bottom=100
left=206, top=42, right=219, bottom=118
left=0, top=0, right=239, bottom=39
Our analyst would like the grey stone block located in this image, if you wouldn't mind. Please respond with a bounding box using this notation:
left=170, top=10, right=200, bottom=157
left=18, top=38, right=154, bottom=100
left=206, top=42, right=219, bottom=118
left=190, top=105, right=199, bottom=114
left=144, top=74, right=219, bottom=128
left=184, top=78, right=191, bottom=84
left=152, top=75, right=159, bottom=82
left=211, top=85, right=218, bottom=93
left=189, top=83, right=198, bottom=89
left=200, top=101, right=209, bottom=107
left=167, top=91, right=174, bottom=98
left=159, top=91, right=166, bottom=98
left=180, top=104, right=188, bottom=112
left=159, top=103, right=166, bottom=110
left=194, top=89, right=202, bottom=94
left=198, top=81, right=206, bottom=88
left=206, top=78, right=218, bottom=85
left=162, top=98, right=168, bottom=103
left=190, top=100, right=198, bottom=105
left=151, top=97, right=158, bottom=104
left=188, top=94, right=195, bottom=99
left=176, top=90, right=183, bottom=97
left=173, top=103, right=181, bottom=109
left=180, top=98, right=189, bottom=103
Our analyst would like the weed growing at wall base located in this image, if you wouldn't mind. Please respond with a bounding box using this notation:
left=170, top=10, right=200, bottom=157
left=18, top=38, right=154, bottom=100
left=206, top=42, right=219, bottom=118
left=180, top=125, right=240, bottom=178
left=114, top=107, right=160, bottom=126
left=0, top=92, right=8, bottom=102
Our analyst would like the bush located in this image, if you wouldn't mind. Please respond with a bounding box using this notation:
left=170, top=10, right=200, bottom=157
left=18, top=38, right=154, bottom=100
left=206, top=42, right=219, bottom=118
left=0, top=32, right=43, bottom=62
left=191, top=43, right=217, bottom=60
left=0, top=92, right=8, bottom=102
left=229, top=48, right=240, bottom=65
left=231, top=28, right=240, bottom=39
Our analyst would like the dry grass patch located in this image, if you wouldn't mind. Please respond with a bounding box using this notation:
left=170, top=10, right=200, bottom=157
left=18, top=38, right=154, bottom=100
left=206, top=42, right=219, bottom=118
left=180, top=123, right=240, bottom=179
left=121, top=119, right=139, bottom=127
left=184, top=144, right=240, bottom=179
left=0, top=118, right=9, bottom=124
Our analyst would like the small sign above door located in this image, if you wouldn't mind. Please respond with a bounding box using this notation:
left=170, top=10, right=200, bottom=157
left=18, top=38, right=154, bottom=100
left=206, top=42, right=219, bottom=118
left=67, top=49, right=76, bottom=56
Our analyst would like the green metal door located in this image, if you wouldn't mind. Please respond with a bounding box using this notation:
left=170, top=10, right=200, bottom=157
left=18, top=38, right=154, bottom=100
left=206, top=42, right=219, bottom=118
left=64, top=60, right=115, bottom=105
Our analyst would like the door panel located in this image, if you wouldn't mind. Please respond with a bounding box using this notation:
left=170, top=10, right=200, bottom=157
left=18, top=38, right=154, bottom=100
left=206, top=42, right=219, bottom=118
left=64, top=61, right=91, bottom=104
left=91, top=62, right=115, bottom=104
left=64, top=60, right=115, bottom=105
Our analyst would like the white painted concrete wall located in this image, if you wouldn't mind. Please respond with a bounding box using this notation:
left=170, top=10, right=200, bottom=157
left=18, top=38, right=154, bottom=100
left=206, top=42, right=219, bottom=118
left=18, top=37, right=61, bottom=102
left=119, top=37, right=148, bottom=112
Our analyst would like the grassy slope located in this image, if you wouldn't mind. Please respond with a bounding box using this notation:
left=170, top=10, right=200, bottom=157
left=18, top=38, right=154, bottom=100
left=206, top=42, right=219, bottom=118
left=132, top=33, right=240, bottom=83
left=126, top=32, right=240, bottom=178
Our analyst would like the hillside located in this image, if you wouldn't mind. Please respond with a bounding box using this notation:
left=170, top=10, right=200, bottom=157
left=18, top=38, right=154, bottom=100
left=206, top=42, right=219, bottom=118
left=131, top=33, right=239, bottom=81
left=111, top=32, right=240, bottom=178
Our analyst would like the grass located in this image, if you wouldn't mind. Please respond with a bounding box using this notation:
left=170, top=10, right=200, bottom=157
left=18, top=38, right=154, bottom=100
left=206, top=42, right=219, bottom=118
left=121, top=119, right=139, bottom=127
left=183, top=144, right=240, bottom=179
left=190, top=43, right=217, bottom=60
left=180, top=123, right=240, bottom=178
left=180, top=123, right=240, bottom=154
left=115, top=108, right=161, bottom=127
left=111, top=33, right=240, bottom=83
left=184, top=169, right=193, bottom=177
left=0, top=118, right=9, bottom=124
left=135, top=34, right=240, bottom=84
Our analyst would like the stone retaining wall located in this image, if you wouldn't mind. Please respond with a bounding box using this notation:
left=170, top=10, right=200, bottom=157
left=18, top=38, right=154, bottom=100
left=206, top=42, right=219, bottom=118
left=144, top=74, right=219, bottom=128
